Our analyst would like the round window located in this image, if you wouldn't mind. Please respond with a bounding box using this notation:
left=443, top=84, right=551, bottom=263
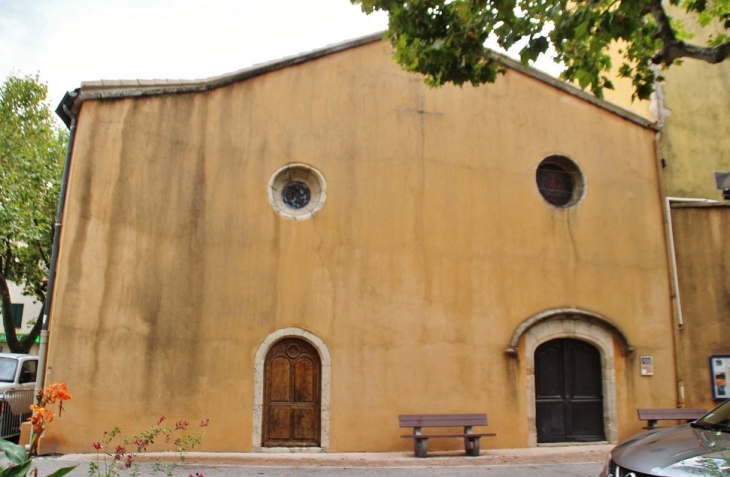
left=281, top=181, right=311, bottom=209
left=268, top=164, right=326, bottom=220
left=536, top=156, right=585, bottom=208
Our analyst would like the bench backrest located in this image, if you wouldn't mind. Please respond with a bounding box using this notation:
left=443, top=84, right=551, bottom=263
left=399, top=414, right=488, bottom=428
left=637, top=408, right=707, bottom=420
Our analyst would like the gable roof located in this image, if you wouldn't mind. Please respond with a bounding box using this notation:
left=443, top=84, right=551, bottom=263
left=56, top=32, right=657, bottom=131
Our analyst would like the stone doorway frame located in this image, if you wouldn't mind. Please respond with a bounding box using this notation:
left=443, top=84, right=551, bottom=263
left=506, top=308, right=633, bottom=447
left=253, top=327, right=331, bottom=452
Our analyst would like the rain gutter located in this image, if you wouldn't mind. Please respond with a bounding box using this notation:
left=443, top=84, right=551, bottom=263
left=34, top=91, right=79, bottom=396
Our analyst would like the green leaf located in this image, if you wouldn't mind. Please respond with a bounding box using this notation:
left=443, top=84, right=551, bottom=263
left=0, top=460, right=31, bottom=477
left=46, top=465, right=79, bottom=477
left=519, top=47, right=532, bottom=63
left=575, top=69, right=593, bottom=89
left=574, top=20, right=590, bottom=40
left=0, top=438, right=28, bottom=465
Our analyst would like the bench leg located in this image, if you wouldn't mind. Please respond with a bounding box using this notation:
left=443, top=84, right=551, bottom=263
left=464, top=436, right=481, bottom=457
left=414, top=438, right=429, bottom=458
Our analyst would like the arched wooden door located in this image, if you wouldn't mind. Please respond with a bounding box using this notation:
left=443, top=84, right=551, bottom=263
left=535, top=338, right=605, bottom=443
left=263, top=338, right=321, bottom=447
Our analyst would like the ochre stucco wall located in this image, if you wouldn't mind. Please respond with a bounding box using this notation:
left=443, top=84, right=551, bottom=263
left=44, top=41, right=674, bottom=453
left=671, top=205, right=730, bottom=408
left=659, top=63, right=730, bottom=198
left=657, top=13, right=730, bottom=199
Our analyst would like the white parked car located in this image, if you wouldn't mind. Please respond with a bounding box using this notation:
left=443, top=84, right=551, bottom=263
left=601, top=400, right=730, bottom=476
left=0, top=353, right=39, bottom=439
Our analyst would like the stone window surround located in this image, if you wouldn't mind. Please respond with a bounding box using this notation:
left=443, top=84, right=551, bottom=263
left=252, top=327, right=331, bottom=453
left=267, top=163, right=327, bottom=220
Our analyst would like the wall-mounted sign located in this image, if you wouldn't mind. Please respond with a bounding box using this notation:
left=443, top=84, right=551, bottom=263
left=710, top=355, right=730, bottom=400
left=640, top=356, right=654, bottom=376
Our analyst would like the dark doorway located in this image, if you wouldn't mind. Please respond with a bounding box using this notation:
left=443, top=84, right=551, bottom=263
left=263, top=338, right=321, bottom=447
left=535, top=338, right=605, bottom=443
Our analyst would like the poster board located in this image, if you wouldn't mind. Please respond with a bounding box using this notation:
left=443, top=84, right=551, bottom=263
left=710, top=355, right=730, bottom=400
left=640, top=356, right=654, bottom=376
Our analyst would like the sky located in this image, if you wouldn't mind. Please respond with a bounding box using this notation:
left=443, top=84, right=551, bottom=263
left=0, top=0, right=388, bottom=110
left=0, top=0, right=559, bottom=115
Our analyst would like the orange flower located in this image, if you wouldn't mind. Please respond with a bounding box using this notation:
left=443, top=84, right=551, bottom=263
left=30, top=405, right=55, bottom=422
left=44, top=382, right=73, bottom=404
left=29, top=405, right=55, bottom=435
left=28, top=383, right=72, bottom=457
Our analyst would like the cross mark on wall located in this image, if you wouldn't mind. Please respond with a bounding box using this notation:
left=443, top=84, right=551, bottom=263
left=396, top=97, right=443, bottom=127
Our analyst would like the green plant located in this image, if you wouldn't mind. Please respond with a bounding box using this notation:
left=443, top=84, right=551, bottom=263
left=0, top=439, right=76, bottom=477
left=89, top=416, right=208, bottom=477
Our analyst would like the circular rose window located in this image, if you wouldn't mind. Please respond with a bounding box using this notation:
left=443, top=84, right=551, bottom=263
left=268, top=164, right=326, bottom=220
left=535, top=155, right=585, bottom=208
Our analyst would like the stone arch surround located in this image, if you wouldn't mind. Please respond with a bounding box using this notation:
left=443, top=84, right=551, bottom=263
left=510, top=309, right=628, bottom=446
left=252, top=327, right=331, bottom=452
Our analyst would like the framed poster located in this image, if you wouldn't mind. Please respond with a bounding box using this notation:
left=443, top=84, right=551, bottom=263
left=710, top=355, right=730, bottom=400
left=640, top=356, right=654, bottom=376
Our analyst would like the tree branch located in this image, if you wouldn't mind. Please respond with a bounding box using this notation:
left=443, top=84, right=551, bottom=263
left=650, top=0, right=730, bottom=64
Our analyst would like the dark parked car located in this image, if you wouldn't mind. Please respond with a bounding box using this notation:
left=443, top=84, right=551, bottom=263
left=601, top=400, right=730, bottom=476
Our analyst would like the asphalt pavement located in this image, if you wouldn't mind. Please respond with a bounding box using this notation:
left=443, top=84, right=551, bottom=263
left=15, top=444, right=611, bottom=477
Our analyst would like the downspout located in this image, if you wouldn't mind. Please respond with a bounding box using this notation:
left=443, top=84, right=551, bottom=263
left=664, top=195, right=717, bottom=408
left=34, top=93, right=78, bottom=397
left=664, top=196, right=717, bottom=330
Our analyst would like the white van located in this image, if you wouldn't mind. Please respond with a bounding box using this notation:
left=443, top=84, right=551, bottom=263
left=0, top=354, right=39, bottom=439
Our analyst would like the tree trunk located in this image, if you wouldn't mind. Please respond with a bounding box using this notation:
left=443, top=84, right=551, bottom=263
left=0, top=270, right=43, bottom=354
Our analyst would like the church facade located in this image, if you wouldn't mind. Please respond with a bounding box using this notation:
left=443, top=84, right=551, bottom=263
left=46, top=34, right=674, bottom=453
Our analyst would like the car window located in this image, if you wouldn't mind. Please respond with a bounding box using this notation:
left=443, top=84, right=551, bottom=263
left=19, top=360, right=37, bottom=384
left=696, top=400, right=730, bottom=431
left=0, top=358, right=18, bottom=382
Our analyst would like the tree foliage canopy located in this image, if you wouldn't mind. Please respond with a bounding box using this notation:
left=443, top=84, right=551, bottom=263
left=0, top=74, right=67, bottom=353
left=352, top=0, right=730, bottom=100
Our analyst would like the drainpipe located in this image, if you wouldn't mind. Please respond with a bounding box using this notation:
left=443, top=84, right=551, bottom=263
left=664, top=196, right=717, bottom=329
left=34, top=94, right=78, bottom=398
left=664, top=196, right=717, bottom=408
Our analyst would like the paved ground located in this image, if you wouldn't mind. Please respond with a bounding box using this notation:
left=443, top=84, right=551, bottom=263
left=18, top=444, right=612, bottom=476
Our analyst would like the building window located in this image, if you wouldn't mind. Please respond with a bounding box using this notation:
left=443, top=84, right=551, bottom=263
left=11, top=304, right=23, bottom=328
left=19, top=360, right=37, bottom=383
left=268, top=164, right=327, bottom=220
left=536, top=155, right=585, bottom=208
left=281, top=181, right=311, bottom=209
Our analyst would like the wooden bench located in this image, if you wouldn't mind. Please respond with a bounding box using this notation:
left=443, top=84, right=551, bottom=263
left=399, top=413, right=496, bottom=458
left=637, top=408, right=707, bottom=429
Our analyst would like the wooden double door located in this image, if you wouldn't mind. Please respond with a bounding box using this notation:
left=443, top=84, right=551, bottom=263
left=263, top=338, right=321, bottom=447
left=535, top=338, right=605, bottom=443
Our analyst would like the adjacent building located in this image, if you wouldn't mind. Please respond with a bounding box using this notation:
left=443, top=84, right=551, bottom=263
left=605, top=11, right=730, bottom=411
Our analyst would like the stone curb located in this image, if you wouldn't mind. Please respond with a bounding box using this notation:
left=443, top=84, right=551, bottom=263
left=48, top=444, right=613, bottom=468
